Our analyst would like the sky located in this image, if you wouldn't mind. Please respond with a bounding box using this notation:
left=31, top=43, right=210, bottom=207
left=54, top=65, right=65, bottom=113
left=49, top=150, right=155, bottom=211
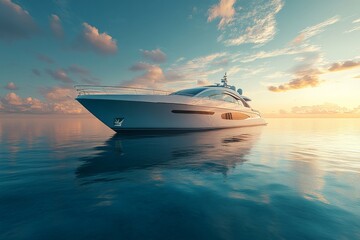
left=0, top=0, right=360, bottom=116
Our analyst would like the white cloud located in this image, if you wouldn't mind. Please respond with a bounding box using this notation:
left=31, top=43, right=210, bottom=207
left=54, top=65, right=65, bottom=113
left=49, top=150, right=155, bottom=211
left=208, top=0, right=236, bottom=29
left=0, top=0, right=38, bottom=41
left=166, top=52, right=227, bottom=83
left=239, top=44, right=320, bottom=63
left=292, top=16, right=339, bottom=44
left=210, top=0, right=284, bottom=46
left=345, top=17, right=360, bottom=33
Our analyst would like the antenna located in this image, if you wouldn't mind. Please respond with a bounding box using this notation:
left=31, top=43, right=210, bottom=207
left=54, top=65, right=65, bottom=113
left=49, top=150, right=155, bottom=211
left=221, top=72, right=228, bottom=86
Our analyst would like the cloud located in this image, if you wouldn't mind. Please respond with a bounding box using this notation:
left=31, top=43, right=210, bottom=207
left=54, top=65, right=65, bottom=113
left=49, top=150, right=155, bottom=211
left=37, top=54, right=54, bottom=64
left=268, top=55, right=360, bottom=92
left=129, top=62, right=153, bottom=71
left=64, top=64, right=100, bottom=84
left=292, top=16, right=339, bottom=45
left=345, top=18, right=360, bottom=33
left=140, top=48, right=166, bottom=63
left=0, top=87, right=85, bottom=114
left=236, top=17, right=337, bottom=65
left=49, top=14, right=64, bottom=38
left=197, top=79, right=212, bottom=86
left=214, top=0, right=283, bottom=46
left=76, top=22, right=118, bottom=55
left=0, top=92, right=49, bottom=113
left=0, top=0, right=38, bottom=41
left=125, top=63, right=165, bottom=88
left=46, top=69, right=74, bottom=83
left=125, top=52, right=239, bottom=89
left=240, top=44, right=320, bottom=63
left=4, top=82, right=18, bottom=90
left=268, top=75, right=321, bottom=92
left=208, top=0, right=236, bottom=29
left=291, top=103, right=353, bottom=114
left=166, top=52, right=227, bottom=83
left=42, top=87, right=84, bottom=114
left=328, top=61, right=360, bottom=72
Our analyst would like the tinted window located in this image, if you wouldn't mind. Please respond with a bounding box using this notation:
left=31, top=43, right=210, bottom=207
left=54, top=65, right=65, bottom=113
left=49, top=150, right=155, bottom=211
left=206, top=93, right=237, bottom=103
left=170, top=87, right=207, bottom=97
left=222, top=94, right=237, bottom=103
left=197, top=89, right=223, bottom=98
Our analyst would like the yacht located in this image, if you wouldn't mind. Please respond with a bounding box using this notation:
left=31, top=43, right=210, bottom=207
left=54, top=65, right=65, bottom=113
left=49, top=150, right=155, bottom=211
left=75, top=74, right=266, bottom=132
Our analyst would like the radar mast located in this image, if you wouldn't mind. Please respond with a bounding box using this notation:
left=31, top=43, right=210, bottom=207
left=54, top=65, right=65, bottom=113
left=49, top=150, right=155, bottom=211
left=221, top=73, right=228, bottom=87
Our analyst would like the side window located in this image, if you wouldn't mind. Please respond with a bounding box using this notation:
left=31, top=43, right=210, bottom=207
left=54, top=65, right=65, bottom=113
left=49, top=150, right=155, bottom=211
left=222, top=94, right=237, bottom=103
left=208, top=94, right=223, bottom=101
left=208, top=93, right=237, bottom=103
left=197, top=90, right=221, bottom=98
left=198, top=90, right=241, bottom=104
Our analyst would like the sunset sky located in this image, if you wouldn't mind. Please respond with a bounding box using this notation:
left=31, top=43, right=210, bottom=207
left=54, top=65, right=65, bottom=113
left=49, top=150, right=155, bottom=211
left=0, top=0, right=359, bottom=115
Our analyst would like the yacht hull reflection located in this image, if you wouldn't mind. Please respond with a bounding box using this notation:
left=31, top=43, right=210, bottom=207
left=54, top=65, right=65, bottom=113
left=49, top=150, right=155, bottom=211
left=76, top=126, right=264, bottom=181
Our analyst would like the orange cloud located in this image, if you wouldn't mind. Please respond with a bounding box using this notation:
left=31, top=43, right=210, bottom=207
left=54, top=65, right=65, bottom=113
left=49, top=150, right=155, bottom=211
left=268, top=75, right=320, bottom=92
left=0, top=87, right=85, bottom=114
left=77, top=22, right=118, bottom=55
left=125, top=63, right=165, bottom=88
left=269, top=57, right=360, bottom=92
left=197, top=79, right=212, bottom=86
left=328, top=61, right=360, bottom=72
left=208, top=0, right=236, bottom=29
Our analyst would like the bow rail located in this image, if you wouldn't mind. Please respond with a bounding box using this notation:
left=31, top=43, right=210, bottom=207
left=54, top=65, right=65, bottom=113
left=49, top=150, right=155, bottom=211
left=75, top=85, right=171, bottom=96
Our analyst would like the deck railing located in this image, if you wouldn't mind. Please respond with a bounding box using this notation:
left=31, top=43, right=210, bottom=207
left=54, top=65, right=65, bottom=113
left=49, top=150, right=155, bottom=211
left=75, top=85, right=171, bottom=96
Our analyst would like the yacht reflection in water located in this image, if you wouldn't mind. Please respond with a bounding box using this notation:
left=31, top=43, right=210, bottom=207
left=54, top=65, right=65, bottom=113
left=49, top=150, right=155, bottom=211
left=76, top=126, right=264, bottom=182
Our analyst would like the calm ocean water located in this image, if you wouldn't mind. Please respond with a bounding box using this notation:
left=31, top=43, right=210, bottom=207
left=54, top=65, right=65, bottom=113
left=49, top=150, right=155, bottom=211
left=1, top=116, right=360, bottom=239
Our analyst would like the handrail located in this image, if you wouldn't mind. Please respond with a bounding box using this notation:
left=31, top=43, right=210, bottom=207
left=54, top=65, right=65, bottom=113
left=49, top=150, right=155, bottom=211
left=74, top=85, right=171, bottom=96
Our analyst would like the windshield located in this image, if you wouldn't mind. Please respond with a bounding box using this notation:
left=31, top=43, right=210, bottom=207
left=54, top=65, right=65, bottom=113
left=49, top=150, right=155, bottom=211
left=170, top=87, right=207, bottom=97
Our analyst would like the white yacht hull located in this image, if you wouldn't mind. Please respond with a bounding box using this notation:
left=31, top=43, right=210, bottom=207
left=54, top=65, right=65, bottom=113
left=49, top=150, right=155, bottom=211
left=77, top=95, right=266, bottom=132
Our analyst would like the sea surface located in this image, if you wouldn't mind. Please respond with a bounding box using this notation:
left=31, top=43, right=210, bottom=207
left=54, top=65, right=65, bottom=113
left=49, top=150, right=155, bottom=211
left=1, top=116, right=360, bottom=240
